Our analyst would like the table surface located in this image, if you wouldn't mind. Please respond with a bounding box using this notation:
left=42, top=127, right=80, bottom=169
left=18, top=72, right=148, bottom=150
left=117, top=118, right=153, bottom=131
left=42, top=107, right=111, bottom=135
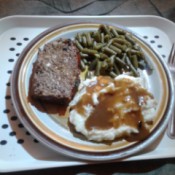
left=1, top=0, right=175, bottom=174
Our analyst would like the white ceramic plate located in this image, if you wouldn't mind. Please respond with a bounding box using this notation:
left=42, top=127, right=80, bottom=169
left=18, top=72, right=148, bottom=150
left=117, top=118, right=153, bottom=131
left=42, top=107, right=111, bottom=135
left=11, top=22, right=174, bottom=161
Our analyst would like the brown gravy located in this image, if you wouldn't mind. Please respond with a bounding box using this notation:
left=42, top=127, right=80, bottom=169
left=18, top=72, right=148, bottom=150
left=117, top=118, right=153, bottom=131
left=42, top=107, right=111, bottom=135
left=72, top=76, right=153, bottom=140
left=27, top=95, right=67, bottom=116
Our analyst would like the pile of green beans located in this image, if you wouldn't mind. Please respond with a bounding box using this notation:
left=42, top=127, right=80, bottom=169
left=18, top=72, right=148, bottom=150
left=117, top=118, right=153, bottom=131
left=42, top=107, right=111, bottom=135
left=75, top=24, right=150, bottom=78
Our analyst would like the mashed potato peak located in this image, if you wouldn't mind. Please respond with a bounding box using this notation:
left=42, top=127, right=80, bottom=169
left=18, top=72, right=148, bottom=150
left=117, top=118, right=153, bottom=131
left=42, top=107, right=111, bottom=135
left=69, top=75, right=157, bottom=142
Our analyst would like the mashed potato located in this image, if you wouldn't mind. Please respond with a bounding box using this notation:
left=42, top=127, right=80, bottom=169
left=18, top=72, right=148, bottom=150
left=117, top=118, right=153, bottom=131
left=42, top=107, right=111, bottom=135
left=69, top=75, right=157, bottom=142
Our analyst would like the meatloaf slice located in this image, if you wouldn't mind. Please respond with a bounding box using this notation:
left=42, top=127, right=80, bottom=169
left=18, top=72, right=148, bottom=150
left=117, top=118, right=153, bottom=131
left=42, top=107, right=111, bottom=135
left=29, top=38, right=80, bottom=104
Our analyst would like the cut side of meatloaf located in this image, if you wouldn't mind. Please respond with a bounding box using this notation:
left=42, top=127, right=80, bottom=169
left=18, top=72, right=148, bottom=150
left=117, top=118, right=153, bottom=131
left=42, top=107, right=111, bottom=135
left=29, top=38, right=80, bottom=104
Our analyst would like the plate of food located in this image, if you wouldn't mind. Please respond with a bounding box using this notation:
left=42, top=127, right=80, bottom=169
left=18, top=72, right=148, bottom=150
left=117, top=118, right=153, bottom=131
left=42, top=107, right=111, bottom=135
left=11, top=22, right=174, bottom=161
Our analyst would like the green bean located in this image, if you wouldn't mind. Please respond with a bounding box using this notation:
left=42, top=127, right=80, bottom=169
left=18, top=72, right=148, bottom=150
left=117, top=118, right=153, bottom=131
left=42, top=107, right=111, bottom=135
left=110, top=28, right=119, bottom=37
left=138, top=51, right=146, bottom=61
left=116, top=28, right=126, bottom=35
left=108, top=55, right=115, bottom=66
left=125, top=34, right=136, bottom=45
left=126, top=56, right=139, bottom=77
left=99, top=24, right=111, bottom=36
left=100, top=53, right=109, bottom=60
left=109, top=45, right=122, bottom=54
left=107, top=39, right=114, bottom=47
left=112, top=38, right=125, bottom=44
left=94, top=43, right=104, bottom=50
left=95, top=61, right=102, bottom=76
left=104, top=34, right=110, bottom=42
left=93, top=40, right=97, bottom=47
left=85, top=32, right=92, bottom=47
left=103, top=47, right=116, bottom=55
left=82, top=36, right=87, bottom=47
left=89, top=31, right=94, bottom=36
left=112, top=38, right=131, bottom=46
left=76, top=33, right=82, bottom=43
left=118, top=35, right=125, bottom=39
left=131, top=55, right=138, bottom=69
left=133, top=43, right=141, bottom=50
left=80, top=52, right=89, bottom=58
left=74, top=24, right=150, bottom=78
left=75, top=40, right=83, bottom=51
left=125, top=47, right=131, bottom=53
left=82, top=66, right=88, bottom=79
left=112, top=42, right=127, bottom=51
left=94, top=53, right=101, bottom=58
left=94, top=32, right=101, bottom=42
left=101, top=33, right=104, bottom=43
left=110, top=71, right=118, bottom=78
left=101, top=60, right=109, bottom=70
left=130, top=49, right=142, bottom=56
left=113, top=63, right=120, bottom=75
left=127, top=49, right=132, bottom=58
left=115, top=56, right=126, bottom=67
left=82, top=58, right=88, bottom=65
left=82, top=48, right=98, bottom=55
left=80, top=60, right=86, bottom=70
left=121, top=53, right=127, bottom=62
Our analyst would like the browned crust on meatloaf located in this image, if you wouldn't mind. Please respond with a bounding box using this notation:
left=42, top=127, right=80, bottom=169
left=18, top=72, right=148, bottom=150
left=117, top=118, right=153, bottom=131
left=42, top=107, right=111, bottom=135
left=29, top=38, right=80, bottom=104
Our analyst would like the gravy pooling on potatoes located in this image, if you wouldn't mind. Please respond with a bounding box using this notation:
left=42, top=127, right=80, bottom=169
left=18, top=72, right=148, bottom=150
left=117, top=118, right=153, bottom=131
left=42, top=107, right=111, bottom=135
left=72, top=76, right=153, bottom=133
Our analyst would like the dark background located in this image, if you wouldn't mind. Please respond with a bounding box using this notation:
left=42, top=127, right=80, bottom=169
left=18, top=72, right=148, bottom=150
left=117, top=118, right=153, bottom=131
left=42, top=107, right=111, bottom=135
left=0, top=0, right=174, bottom=23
